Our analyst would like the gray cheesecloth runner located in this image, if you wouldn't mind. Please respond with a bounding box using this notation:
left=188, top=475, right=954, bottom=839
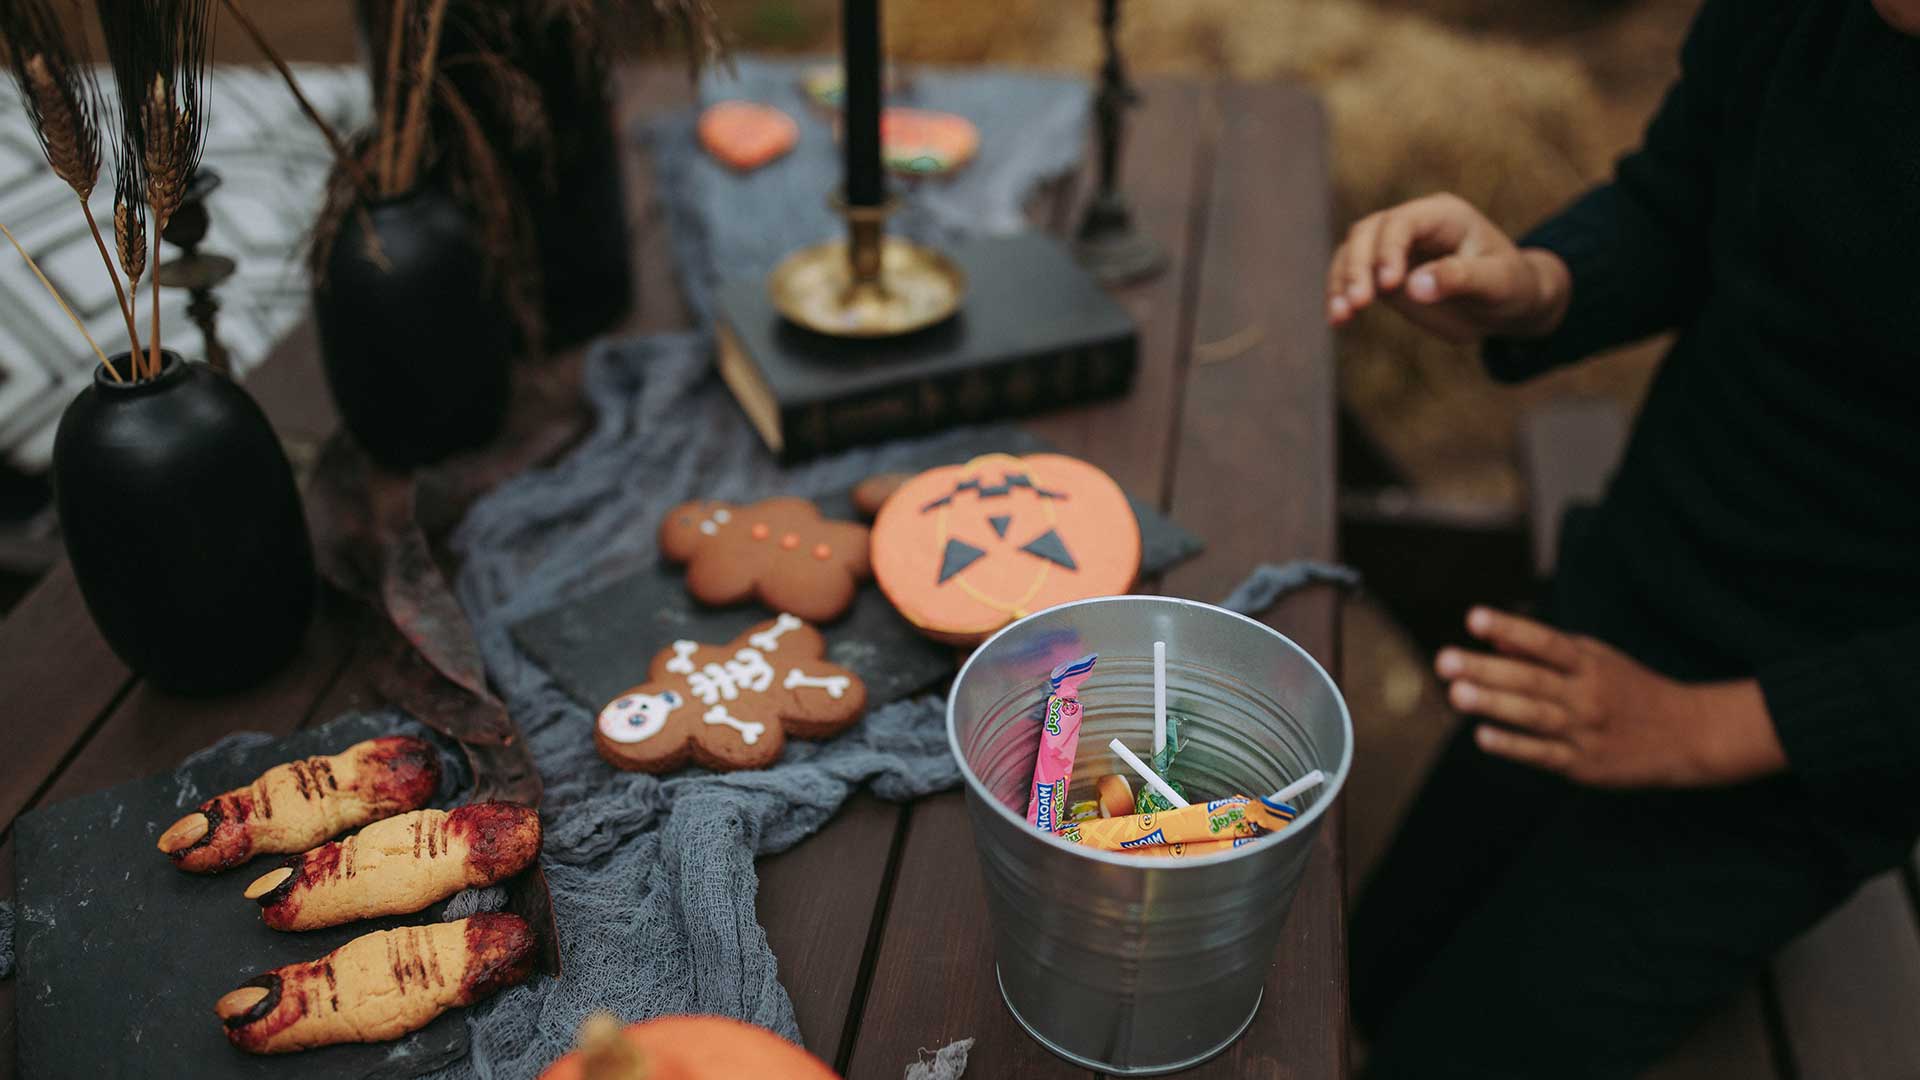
left=0, top=60, right=1355, bottom=1079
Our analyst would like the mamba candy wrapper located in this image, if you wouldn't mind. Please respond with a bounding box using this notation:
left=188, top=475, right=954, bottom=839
left=1127, top=836, right=1265, bottom=858
left=1025, top=654, right=1099, bottom=832
left=1058, top=794, right=1300, bottom=851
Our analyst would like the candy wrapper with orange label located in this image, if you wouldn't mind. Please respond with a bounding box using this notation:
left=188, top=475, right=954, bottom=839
left=1025, top=654, right=1100, bottom=832
left=1129, top=836, right=1266, bottom=858
left=1058, top=794, right=1300, bottom=852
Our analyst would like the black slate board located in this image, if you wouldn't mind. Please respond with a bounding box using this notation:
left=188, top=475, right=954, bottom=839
left=511, top=428, right=1203, bottom=714
left=14, top=714, right=485, bottom=1080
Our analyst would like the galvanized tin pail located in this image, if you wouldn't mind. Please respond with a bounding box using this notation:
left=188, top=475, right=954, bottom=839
left=947, top=595, right=1353, bottom=1075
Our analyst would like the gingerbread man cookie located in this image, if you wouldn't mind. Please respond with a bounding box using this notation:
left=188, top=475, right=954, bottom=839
left=660, top=496, right=872, bottom=623
left=595, top=615, right=867, bottom=773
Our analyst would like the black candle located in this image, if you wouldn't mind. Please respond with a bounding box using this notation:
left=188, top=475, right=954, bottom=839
left=843, top=0, right=883, bottom=206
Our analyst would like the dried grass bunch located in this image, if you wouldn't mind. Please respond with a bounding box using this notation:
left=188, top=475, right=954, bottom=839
left=281, top=0, right=723, bottom=358
left=100, top=0, right=215, bottom=381
left=0, top=0, right=220, bottom=384
left=272, top=0, right=543, bottom=351
left=0, top=0, right=146, bottom=382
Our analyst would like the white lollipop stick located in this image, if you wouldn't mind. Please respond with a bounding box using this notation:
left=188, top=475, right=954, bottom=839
left=1109, top=738, right=1189, bottom=809
left=1152, top=640, right=1167, bottom=755
left=1270, top=770, right=1327, bottom=806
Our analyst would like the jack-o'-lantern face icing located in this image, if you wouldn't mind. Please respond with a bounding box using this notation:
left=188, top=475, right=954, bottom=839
left=871, top=453, right=1142, bottom=645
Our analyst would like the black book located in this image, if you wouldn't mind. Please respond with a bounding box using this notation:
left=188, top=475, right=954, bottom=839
left=715, top=231, right=1138, bottom=462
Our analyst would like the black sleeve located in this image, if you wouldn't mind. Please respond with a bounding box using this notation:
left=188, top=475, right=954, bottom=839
left=1759, top=623, right=1920, bottom=800
left=1482, top=0, right=1731, bottom=381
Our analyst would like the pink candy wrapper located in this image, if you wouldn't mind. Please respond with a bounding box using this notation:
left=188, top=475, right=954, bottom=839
left=1025, top=654, right=1098, bottom=832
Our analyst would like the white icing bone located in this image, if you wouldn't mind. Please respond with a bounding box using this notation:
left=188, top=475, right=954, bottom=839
left=703, top=705, right=765, bottom=745
left=664, top=640, right=699, bottom=675
left=687, top=649, right=775, bottom=705
left=749, top=613, right=805, bottom=653
left=783, top=667, right=851, bottom=699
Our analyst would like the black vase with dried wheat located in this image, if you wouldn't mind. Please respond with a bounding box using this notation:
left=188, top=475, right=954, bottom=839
left=0, top=0, right=317, bottom=692
left=438, top=12, right=630, bottom=348
left=306, top=0, right=516, bottom=469
left=316, top=182, right=514, bottom=468
left=56, top=352, right=315, bottom=693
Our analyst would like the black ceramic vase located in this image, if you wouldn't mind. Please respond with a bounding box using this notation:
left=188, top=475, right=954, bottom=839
left=313, top=185, right=514, bottom=470
left=524, top=69, right=633, bottom=348
left=353, top=2, right=633, bottom=349
left=53, top=353, right=316, bottom=694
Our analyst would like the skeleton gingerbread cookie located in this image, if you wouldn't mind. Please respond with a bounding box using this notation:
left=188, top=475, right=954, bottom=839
left=659, top=497, right=872, bottom=623
left=594, top=615, right=867, bottom=773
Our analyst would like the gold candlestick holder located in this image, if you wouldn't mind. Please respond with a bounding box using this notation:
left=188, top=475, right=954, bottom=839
left=769, top=195, right=965, bottom=338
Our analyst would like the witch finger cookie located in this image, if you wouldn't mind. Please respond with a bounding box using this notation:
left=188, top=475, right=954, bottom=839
left=595, top=616, right=867, bottom=773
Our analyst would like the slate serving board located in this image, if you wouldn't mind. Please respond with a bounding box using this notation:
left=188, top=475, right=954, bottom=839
left=13, top=714, right=493, bottom=1080
left=512, top=429, right=1203, bottom=714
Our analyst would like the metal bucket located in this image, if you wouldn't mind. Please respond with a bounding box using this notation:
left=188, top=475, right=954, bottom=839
left=947, top=595, right=1353, bottom=1075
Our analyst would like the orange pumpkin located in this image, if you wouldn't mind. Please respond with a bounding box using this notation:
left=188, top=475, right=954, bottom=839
left=539, top=1014, right=839, bottom=1080
left=870, top=452, right=1141, bottom=645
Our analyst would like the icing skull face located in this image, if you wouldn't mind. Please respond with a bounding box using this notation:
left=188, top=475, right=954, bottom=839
left=598, top=689, right=684, bottom=745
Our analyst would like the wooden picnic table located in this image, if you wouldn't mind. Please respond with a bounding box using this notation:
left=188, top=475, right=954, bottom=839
left=0, top=67, right=1344, bottom=1078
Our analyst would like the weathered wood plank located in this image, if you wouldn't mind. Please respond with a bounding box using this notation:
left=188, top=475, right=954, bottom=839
left=1640, top=984, right=1779, bottom=1080
left=0, top=562, right=132, bottom=829
left=1130, top=78, right=1345, bottom=1080
left=842, top=790, right=1093, bottom=1080
left=1772, top=872, right=1920, bottom=1080
left=1160, top=81, right=1336, bottom=611
left=755, top=795, right=906, bottom=1065
left=842, top=74, right=1220, bottom=1080
left=1024, top=77, right=1207, bottom=504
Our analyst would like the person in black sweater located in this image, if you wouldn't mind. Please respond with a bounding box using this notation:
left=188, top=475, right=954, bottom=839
left=1327, top=1, right=1920, bottom=1075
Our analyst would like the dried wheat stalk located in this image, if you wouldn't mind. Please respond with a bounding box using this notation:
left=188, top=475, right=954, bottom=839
left=0, top=222, right=113, bottom=376
left=377, top=0, right=409, bottom=193
left=434, top=75, right=542, bottom=357
left=99, top=0, right=214, bottom=378
left=3, top=0, right=135, bottom=377
left=391, top=0, right=452, bottom=194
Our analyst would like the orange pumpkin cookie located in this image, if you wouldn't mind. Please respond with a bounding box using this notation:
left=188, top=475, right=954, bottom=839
left=541, top=1013, right=839, bottom=1080
left=697, top=100, right=798, bottom=171
left=871, top=453, right=1141, bottom=645
left=594, top=615, right=866, bottom=773
left=660, top=496, right=871, bottom=623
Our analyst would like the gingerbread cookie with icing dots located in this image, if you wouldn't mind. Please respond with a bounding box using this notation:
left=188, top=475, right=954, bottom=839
left=660, top=496, right=871, bottom=623
left=594, top=615, right=867, bottom=773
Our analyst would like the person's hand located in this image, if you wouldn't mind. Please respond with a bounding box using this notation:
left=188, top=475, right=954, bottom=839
left=1434, top=607, right=1788, bottom=788
left=1326, top=193, right=1572, bottom=344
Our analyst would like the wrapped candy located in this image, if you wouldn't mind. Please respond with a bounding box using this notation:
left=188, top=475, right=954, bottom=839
left=1024, top=654, right=1099, bottom=832
left=1135, top=713, right=1187, bottom=814
left=1095, top=774, right=1135, bottom=818
left=1125, top=836, right=1264, bottom=858
left=1058, top=795, right=1300, bottom=852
